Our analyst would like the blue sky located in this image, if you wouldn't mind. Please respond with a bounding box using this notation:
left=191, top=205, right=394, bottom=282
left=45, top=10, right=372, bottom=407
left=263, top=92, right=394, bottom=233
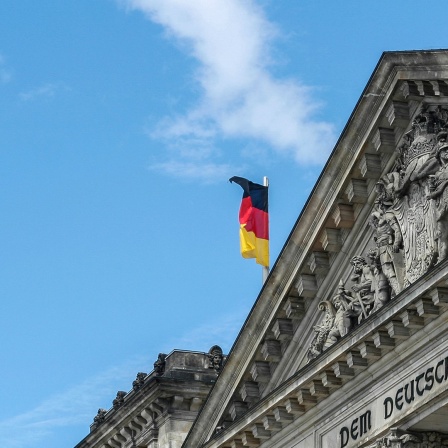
left=0, top=1, right=447, bottom=447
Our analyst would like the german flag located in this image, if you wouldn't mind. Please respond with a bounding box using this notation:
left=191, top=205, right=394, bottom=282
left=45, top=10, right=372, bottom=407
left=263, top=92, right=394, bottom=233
left=230, top=176, right=269, bottom=267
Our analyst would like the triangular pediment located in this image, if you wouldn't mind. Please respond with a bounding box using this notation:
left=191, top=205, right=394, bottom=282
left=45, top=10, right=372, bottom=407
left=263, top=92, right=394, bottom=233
left=183, top=50, right=448, bottom=448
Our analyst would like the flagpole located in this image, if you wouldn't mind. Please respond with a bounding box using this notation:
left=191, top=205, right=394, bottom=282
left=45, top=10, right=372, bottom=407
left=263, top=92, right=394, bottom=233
left=262, top=176, right=270, bottom=285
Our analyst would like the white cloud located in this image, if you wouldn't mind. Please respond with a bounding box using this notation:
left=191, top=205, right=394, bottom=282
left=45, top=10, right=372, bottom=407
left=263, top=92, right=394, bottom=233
left=0, top=357, right=146, bottom=448
left=159, top=308, right=248, bottom=356
left=0, top=310, right=245, bottom=448
left=0, top=54, right=12, bottom=84
left=149, top=160, right=241, bottom=184
left=120, top=0, right=335, bottom=179
left=19, top=82, right=68, bottom=102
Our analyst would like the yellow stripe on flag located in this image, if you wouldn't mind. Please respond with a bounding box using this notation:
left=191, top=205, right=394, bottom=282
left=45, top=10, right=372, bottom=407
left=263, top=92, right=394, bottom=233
left=240, top=226, right=269, bottom=267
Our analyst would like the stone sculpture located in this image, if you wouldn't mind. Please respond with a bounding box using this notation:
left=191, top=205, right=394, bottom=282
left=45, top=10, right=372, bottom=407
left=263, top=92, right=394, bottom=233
left=112, top=391, right=126, bottom=410
left=308, top=104, right=448, bottom=360
left=368, top=429, right=448, bottom=447
left=208, top=345, right=224, bottom=372
left=92, top=408, right=107, bottom=429
left=132, top=372, right=147, bottom=391
left=154, top=353, right=167, bottom=376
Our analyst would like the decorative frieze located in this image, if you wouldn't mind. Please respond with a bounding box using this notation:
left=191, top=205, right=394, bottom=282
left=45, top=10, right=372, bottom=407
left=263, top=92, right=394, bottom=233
left=400, top=309, right=424, bottom=329
left=284, top=398, right=305, bottom=416
left=260, top=339, right=282, bottom=362
left=359, top=153, right=382, bottom=179
left=273, top=406, right=294, bottom=423
left=346, top=351, right=368, bottom=370
left=240, top=381, right=260, bottom=402
left=415, top=298, right=439, bottom=317
left=241, top=431, right=259, bottom=447
left=296, top=274, right=318, bottom=298
left=385, top=320, right=410, bottom=339
left=346, top=178, right=368, bottom=204
left=262, top=415, right=282, bottom=432
left=309, top=251, right=331, bottom=274
left=229, top=402, right=249, bottom=421
left=251, top=423, right=270, bottom=440
left=385, top=101, right=409, bottom=127
left=358, top=341, right=381, bottom=360
left=430, top=286, right=448, bottom=306
left=296, top=389, right=317, bottom=406
left=372, top=127, right=396, bottom=153
left=320, top=228, right=342, bottom=252
left=283, top=296, right=305, bottom=319
left=320, top=371, right=342, bottom=388
left=250, top=361, right=271, bottom=383
left=332, top=204, right=355, bottom=229
left=272, top=318, right=294, bottom=341
left=332, top=362, right=355, bottom=379
left=372, top=331, right=395, bottom=351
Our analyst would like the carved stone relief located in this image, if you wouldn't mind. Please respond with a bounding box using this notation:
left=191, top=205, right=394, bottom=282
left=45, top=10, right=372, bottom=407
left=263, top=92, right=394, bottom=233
left=308, top=104, right=448, bottom=360
left=369, top=429, right=448, bottom=447
left=132, top=372, right=147, bottom=390
left=112, top=391, right=126, bottom=409
left=91, top=408, right=107, bottom=429
left=208, top=345, right=224, bottom=372
left=154, top=353, right=166, bottom=376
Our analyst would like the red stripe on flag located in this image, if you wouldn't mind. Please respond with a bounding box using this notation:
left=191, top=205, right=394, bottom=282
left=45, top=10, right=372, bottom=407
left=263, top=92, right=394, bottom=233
left=239, top=197, right=268, bottom=240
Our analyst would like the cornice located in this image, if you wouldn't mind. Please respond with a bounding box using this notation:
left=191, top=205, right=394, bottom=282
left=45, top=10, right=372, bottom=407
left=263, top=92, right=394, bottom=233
left=183, top=49, right=448, bottom=448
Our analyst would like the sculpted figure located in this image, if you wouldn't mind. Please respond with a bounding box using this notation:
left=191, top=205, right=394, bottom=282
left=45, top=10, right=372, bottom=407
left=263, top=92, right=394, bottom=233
left=154, top=353, right=167, bottom=376
left=427, top=139, right=448, bottom=261
left=113, top=391, right=126, bottom=409
left=132, top=372, right=147, bottom=391
left=370, top=208, right=402, bottom=297
left=208, top=345, right=224, bottom=372
left=92, top=408, right=107, bottom=428
left=325, top=281, right=353, bottom=346
left=366, top=248, right=392, bottom=311
left=307, top=302, right=335, bottom=360
left=349, top=256, right=375, bottom=320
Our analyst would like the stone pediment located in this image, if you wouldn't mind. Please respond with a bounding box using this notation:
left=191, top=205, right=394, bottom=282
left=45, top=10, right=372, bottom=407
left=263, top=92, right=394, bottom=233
left=183, top=50, right=448, bottom=448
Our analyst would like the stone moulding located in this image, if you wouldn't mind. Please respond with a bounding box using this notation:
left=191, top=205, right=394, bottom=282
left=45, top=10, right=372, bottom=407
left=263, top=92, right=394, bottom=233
left=182, top=51, right=448, bottom=448
left=202, top=259, right=448, bottom=448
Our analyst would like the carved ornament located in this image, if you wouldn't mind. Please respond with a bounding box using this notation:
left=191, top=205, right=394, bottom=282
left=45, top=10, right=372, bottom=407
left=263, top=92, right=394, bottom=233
left=308, top=105, right=448, bottom=360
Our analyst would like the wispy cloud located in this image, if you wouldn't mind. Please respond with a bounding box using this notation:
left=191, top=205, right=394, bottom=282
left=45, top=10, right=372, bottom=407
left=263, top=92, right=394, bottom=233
left=0, top=357, right=146, bottom=448
left=121, top=0, right=335, bottom=180
left=0, top=54, right=13, bottom=84
left=149, top=160, right=240, bottom=184
left=162, top=308, right=248, bottom=353
left=19, top=82, right=69, bottom=102
left=0, top=311, right=245, bottom=448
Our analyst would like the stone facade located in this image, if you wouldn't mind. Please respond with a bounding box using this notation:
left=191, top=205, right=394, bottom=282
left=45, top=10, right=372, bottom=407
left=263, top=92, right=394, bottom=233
left=75, top=349, right=222, bottom=448
left=76, top=50, right=448, bottom=448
